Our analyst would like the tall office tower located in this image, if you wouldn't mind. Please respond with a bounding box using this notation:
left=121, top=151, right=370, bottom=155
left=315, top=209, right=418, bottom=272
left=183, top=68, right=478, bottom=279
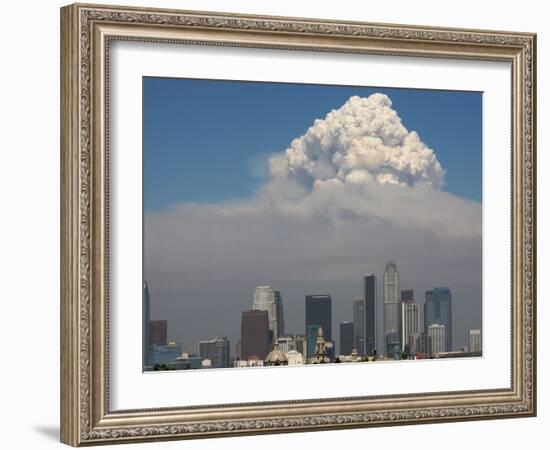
left=305, top=295, right=332, bottom=344
left=423, top=290, right=433, bottom=335
left=306, top=324, right=321, bottom=360
left=241, top=310, right=271, bottom=360
left=253, top=286, right=285, bottom=343
left=363, top=274, right=377, bottom=356
left=149, top=320, right=167, bottom=346
left=143, top=282, right=151, bottom=368
left=424, top=287, right=453, bottom=351
left=212, top=337, right=230, bottom=368
left=401, top=289, right=414, bottom=303
left=198, top=337, right=230, bottom=368
left=383, top=262, right=400, bottom=356
left=401, top=302, right=420, bottom=352
left=469, top=329, right=482, bottom=353
left=352, top=298, right=365, bottom=355
left=428, top=323, right=446, bottom=356
left=339, top=322, right=354, bottom=356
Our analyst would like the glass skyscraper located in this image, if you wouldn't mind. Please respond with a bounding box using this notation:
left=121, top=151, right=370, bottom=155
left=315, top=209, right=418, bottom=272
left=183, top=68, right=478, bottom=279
left=424, top=287, right=453, bottom=352
left=253, top=286, right=285, bottom=343
left=305, top=295, right=332, bottom=360
left=363, top=274, right=376, bottom=356
left=339, top=322, right=354, bottom=356
left=352, top=297, right=365, bottom=355
left=305, top=295, right=332, bottom=342
left=383, top=262, right=400, bottom=356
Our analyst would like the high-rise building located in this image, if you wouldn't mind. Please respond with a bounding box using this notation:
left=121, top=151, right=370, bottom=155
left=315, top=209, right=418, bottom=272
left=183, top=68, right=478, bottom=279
left=305, top=295, right=332, bottom=343
left=143, top=282, right=151, bottom=368
left=428, top=323, right=446, bottom=356
left=424, top=287, right=453, bottom=351
left=424, top=290, right=433, bottom=334
left=253, top=286, right=285, bottom=343
left=241, top=310, right=270, bottom=360
left=339, top=322, right=354, bottom=356
left=383, top=262, right=400, bottom=356
left=401, top=302, right=420, bottom=352
left=363, top=274, right=377, bottom=356
left=469, top=329, right=482, bottom=353
left=352, top=298, right=365, bottom=355
left=198, top=336, right=230, bottom=368
left=149, top=320, right=167, bottom=346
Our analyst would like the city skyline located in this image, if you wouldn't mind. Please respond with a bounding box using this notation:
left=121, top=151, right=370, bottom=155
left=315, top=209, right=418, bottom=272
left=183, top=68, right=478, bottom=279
left=144, top=79, right=482, bottom=368
left=144, top=259, right=481, bottom=364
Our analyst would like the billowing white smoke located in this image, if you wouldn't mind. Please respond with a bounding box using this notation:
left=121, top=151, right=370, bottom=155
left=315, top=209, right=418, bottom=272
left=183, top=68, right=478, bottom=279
left=228, top=93, right=477, bottom=236
left=269, top=93, right=445, bottom=190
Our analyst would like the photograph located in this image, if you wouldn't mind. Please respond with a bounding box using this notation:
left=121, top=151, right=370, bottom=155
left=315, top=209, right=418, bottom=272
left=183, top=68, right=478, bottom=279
left=142, top=78, right=483, bottom=372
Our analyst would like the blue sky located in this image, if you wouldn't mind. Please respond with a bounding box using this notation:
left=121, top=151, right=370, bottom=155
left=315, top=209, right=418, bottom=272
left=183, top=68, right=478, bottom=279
left=143, top=77, right=482, bottom=211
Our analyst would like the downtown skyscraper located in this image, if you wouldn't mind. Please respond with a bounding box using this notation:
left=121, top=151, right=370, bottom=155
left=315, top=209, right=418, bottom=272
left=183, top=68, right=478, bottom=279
left=424, top=287, right=453, bottom=351
left=305, top=295, right=332, bottom=343
left=363, top=274, right=376, bottom=356
left=428, top=323, right=446, bottom=356
left=352, top=297, right=365, bottom=355
left=198, top=336, right=230, bottom=368
left=383, top=262, right=400, bottom=356
left=241, top=310, right=270, bottom=360
left=253, top=286, right=285, bottom=343
left=401, top=299, right=420, bottom=353
left=339, top=321, right=354, bottom=356
left=149, top=320, right=167, bottom=346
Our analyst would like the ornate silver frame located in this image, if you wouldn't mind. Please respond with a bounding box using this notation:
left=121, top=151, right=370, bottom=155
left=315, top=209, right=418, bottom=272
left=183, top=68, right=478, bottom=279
left=60, top=3, right=536, bottom=446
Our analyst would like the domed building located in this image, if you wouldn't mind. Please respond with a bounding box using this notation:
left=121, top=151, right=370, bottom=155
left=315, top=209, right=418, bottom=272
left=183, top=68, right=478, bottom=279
left=264, top=343, right=288, bottom=366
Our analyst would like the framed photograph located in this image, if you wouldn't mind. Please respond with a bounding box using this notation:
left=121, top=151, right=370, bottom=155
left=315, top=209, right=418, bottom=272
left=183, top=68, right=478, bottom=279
left=60, top=3, right=536, bottom=446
